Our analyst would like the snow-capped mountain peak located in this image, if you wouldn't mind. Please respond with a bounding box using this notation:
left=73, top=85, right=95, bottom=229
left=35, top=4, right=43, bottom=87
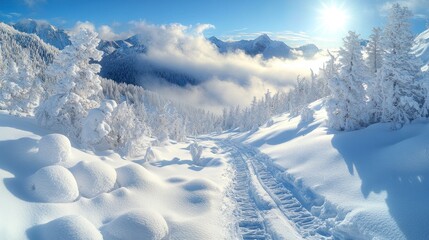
left=13, top=19, right=71, bottom=50
left=413, top=28, right=429, bottom=71
left=254, top=33, right=271, bottom=43
left=208, top=34, right=319, bottom=59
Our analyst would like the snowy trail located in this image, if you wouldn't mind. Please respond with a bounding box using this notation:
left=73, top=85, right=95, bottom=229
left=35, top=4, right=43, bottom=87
left=219, top=140, right=333, bottom=240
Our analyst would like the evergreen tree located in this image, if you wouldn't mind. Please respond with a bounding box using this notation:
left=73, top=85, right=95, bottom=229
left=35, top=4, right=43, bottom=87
left=366, top=27, right=384, bottom=122
left=378, top=4, right=424, bottom=126
left=327, top=31, right=369, bottom=131
left=366, top=27, right=383, bottom=74
left=36, top=25, right=103, bottom=137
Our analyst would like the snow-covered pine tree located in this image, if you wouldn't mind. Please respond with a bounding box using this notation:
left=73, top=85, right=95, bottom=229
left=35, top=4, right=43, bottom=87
left=0, top=46, right=42, bottom=115
left=36, top=24, right=103, bottom=138
left=365, top=27, right=384, bottom=123
left=378, top=4, right=424, bottom=126
left=366, top=27, right=383, bottom=74
left=316, top=55, right=338, bottom=108
left=327, top=31, right=369, bottom=131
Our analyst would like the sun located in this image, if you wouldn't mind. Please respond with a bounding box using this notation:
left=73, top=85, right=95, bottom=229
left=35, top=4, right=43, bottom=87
left=319, top=3, right=349, bottom=33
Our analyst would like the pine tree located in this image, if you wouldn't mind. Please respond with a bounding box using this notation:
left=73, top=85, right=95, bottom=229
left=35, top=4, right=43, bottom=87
left=327, top=31, right=369, bottom=131
left=37, top=25, right=103, bottom=137
left=366, top=27, right=383, bottom=74
left=365, top=27, right=384, bottom=122
left=378, top=4, right=424, bottom=126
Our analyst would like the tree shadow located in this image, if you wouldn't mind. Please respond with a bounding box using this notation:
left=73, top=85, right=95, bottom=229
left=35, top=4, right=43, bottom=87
left=331, top=123, right=429, bottom=239
left=251, top=120, right=320, bottom=148
left=0, top=137, right=44, bottom=202
left=146, top=156, right=220, bottom=172
left=0, top=114, right=50, bottom=137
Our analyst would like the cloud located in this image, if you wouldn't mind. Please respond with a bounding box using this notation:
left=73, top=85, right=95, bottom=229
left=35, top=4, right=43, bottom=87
left=98, top=25, right=127, bottom=41
left=24, top=0, right=46, bottom=7
left=0, top=12, right=21, bottom=19
left=95, top=21, right=328, bottom=112
left=70, top=21, right=96, bottom=35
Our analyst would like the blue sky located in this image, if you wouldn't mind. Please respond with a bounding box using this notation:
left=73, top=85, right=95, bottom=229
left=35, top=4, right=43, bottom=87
left=1, top=0, right=428, bottom=47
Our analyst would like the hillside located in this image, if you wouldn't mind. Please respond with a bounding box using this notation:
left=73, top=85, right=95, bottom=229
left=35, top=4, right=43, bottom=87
left=13, top=19, right=71, bottom=50
left=0, top=22, right=57, bottom=71
left=225, top=99, right=429, bottom=239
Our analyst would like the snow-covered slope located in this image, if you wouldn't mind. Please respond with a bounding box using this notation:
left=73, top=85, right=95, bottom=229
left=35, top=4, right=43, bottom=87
left=0, top=22, right=57, bottom=70
left=226, top=100, right=429, bottom=239
left=13, top=19, right=71, bottom=50
left=0, top=111, right=232, bottom=239
left=208, top=34, right=320, bottom=59
left=413, top=28, right=429, bottom=71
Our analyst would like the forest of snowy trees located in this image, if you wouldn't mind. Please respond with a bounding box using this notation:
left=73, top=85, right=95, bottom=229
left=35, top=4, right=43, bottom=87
left=0, top=3, right=427, bottom=156
left=327, top=3, right=429, bottom=130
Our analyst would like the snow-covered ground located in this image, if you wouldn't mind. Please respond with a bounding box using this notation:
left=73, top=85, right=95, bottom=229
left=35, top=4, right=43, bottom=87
left=2, top=98, right=429, bottom=239
left=0, top=111, right=233, bottom=240
left=224, top=99, right=429, bottom=239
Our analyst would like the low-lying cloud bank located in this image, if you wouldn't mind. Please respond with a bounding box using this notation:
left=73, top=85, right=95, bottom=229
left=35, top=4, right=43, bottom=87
left=97, top=21, right=329, bottom=112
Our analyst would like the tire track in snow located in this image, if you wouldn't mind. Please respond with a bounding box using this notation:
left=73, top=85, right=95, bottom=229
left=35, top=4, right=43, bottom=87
left=221, top=140, right=334, bottom=240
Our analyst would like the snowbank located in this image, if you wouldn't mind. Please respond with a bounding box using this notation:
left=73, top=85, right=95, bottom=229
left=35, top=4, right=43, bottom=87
left=30, top=215, right=102, bottom=240
left=27, top=165, right=79, bottom=203
left=70, top=160, right=117, bottom=198
left=101, top=209, right=169, bottom=240
left=37, top=134, right=72, bottom=165
left=115, top=164, right=159, bottom=189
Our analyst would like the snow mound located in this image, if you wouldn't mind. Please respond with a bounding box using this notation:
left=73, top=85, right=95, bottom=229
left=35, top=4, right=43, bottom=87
left=32, top=215, right=102, bottom=240
left=27, top=165, right=79, bottom=202
left=102, top=209, right=169, bottom=240
left=71, top=160, right=117, bottom=198
left=183, top=179, right=219, bottom=192
left=37, top=134, right=72, bottom=164
left=116, top=164, right=159, bottom=189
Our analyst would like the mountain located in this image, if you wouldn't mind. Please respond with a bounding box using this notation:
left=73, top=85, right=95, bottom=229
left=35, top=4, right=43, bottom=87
left=13, top=19, right=71, bottom=50
left=209, top=34, right=292, bottom=59
left=296, top=44, right=319, bottom=58
left=413, top=28, right=429, bottom=71
left=208, top=34, right=320, bottom=59
left=0, top=22, right=57, bottom=71
left=99, top=42, right=198, bottom=87
left=98, top=39, right=133, bottom=54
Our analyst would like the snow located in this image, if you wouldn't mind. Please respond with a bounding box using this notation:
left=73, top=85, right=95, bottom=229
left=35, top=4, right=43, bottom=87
left=228, top=99, right=429, bottom=239
left=27, top=165, right=79, bottom=203
left=37, top=134, right=72, bottom=165
left=413, top=28, right=429, bottom=71
left=101, top=209, right=168, bottom=240
left=13, top=19, right=71, bottom=50
left=70, top=161, right=117, bottom=198
left=0, top=111, right=232, bottom=239
left=189, top=141, right=204, bottom=165
left=115, top=163, right=160, bottom=190
left=28, top=215, right=102, bottom=240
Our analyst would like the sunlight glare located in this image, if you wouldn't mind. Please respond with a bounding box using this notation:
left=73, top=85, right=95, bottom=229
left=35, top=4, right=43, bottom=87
left=320, top=3, right=349, bottom=33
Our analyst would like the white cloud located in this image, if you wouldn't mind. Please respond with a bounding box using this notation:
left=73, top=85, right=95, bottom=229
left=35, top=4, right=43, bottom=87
left=98, top=25, right=127, bottom=41
left=101, top=21, right=329, bottom=112
left=0, top=12, right=21, bottom=19
left=70, top=21, right=96, bottom=35
left=24, top=0, right=46, bottom=7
